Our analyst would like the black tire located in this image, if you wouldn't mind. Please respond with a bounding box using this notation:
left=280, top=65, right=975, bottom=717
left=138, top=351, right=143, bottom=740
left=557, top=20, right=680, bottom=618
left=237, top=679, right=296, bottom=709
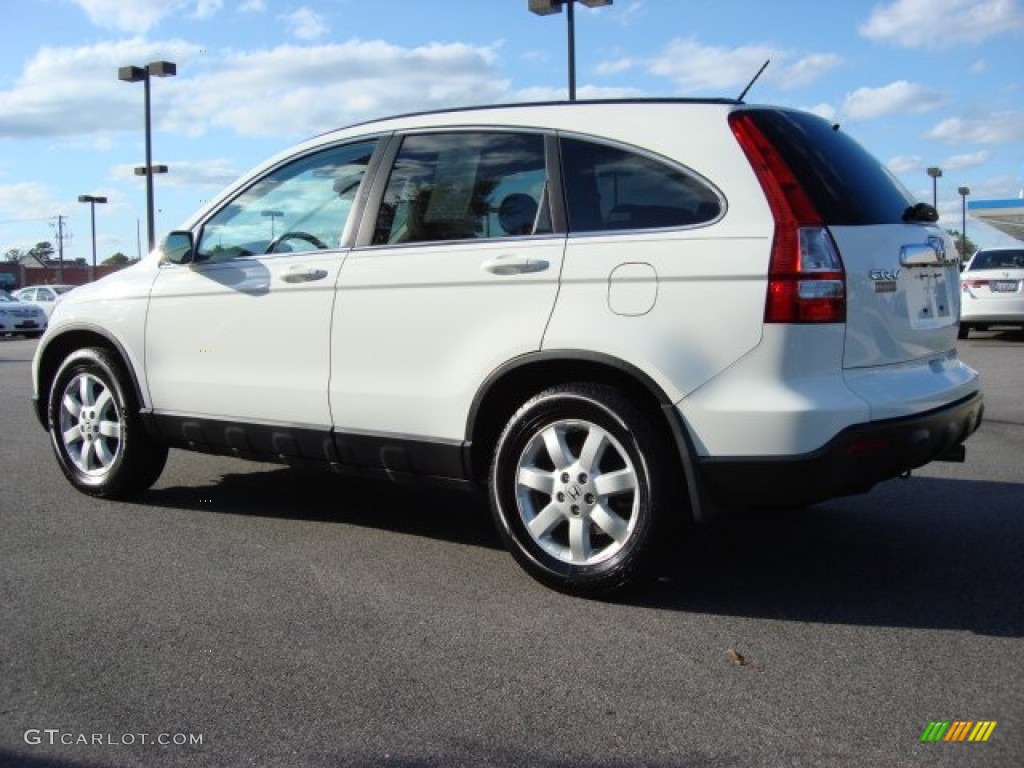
left=489, top=383, right=681, bottom=596
left=47, top=347, right=168, bottom=498
left=957, top=323, right=969, bottom=340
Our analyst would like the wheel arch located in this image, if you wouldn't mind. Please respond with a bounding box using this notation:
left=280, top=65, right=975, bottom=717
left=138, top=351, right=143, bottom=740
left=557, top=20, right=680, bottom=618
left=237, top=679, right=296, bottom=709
left=34, top=325, right=147, bottom=429
left=465, top=350, right=711, bottom=522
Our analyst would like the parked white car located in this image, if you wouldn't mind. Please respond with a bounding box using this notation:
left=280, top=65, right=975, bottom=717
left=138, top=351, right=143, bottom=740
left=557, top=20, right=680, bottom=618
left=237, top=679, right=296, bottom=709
left=959, top=247, right=1024, bottom=338
left=0, top=290, right=47, bottom=337
left=13, top=284, right=76, bottom=318
left=32, top=100, right=983, bottom=594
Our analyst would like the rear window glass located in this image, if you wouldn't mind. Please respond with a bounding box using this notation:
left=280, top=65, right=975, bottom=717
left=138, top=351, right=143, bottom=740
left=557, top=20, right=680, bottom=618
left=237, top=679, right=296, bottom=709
left=560, top=138, right=722, bottom=233
left=968, top=250, right=1024, bottom=270
left=745, top=109, right=916, bottom=226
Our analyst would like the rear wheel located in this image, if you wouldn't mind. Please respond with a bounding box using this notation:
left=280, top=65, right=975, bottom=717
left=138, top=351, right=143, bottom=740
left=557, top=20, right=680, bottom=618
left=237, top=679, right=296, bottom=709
left=489, top=383, right=680, bottom=596
left=957, top=323, right=970, bottom=339
left=47, top=348, right=168, bottom=498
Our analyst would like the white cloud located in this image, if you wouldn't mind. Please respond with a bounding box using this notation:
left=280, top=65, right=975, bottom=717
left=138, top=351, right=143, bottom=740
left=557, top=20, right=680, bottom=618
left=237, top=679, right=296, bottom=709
left=805, top=103, right=838, bottom=122
left=0, top=182, right=67, bottom=221
left=238, top=0, right=264, bottom=11
left=0, top=38, right=509, bottom=141
left=595, top=57, right=636, bottom=76
left=177, top=41, right=509, bottom=137
left=68, top=0, right=223, bottom=33
left=644, top=39, right=840, bottom=94
left=513, top=84, right=646, bottom=102
left=280, top=7, right=328, bottom=41
left=111, top=158, right=240, bottom=187
left=887, top=154, right=923, bottom=174
left=839, top=80, right=947, bottom=121
left=942, top=150, right=993, bottom=171
left=0, top=38, right=197, bottom=139
left=860, top=0, right=1024, bottom=48
left=925, top=112, right=1024, bottom=144
left=192, top=0, right=224, bottom=20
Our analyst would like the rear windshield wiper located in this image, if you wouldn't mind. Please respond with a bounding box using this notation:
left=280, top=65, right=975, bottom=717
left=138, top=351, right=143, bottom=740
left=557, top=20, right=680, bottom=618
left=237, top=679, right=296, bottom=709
left=903, top=202, right=939, bottom=223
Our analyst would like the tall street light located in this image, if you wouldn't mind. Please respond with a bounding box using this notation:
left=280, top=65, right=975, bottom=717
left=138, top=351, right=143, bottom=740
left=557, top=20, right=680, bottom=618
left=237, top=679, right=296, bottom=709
left=926, top=166, right=943, bottom=209
left=119, top=60, right=176, bottom=252
left=77, top=195, right=108, bottom=281
left=528, top=0, right=612, bottom=101
left=958, top=186, right=971, bottom=261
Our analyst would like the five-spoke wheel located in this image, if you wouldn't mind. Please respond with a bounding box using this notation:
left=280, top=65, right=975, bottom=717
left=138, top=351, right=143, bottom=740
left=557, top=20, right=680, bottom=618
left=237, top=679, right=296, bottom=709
left=490, top=383, right=679, bottom=595
left=48, top=348, right=168, bottom=497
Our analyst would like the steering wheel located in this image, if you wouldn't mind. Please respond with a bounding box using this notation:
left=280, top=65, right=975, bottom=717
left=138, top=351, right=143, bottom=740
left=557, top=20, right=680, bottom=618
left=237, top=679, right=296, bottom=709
left=266, top=231, right=328, bottom=253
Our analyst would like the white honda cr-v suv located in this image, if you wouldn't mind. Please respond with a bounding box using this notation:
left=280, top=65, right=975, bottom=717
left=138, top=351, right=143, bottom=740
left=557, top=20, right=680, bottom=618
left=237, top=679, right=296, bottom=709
left=32, top=99, right=983, bottom=594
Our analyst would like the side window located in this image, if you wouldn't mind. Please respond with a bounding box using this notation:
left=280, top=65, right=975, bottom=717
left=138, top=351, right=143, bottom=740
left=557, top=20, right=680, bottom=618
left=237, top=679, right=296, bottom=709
left=560, top=137, right=722, bottom=233
left=372, top=132, right=549, bottom=245
left=196, top=140, right=377, bottom=262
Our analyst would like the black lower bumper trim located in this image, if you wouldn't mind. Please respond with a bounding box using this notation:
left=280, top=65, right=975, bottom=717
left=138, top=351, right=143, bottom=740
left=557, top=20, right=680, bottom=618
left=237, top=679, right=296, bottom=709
left=696, top=392, right=984, bottom=509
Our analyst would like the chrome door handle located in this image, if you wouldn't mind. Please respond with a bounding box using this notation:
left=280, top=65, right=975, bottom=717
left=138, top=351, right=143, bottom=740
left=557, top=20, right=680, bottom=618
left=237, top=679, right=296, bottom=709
left=281, top=268, right=328, bottom=283
left=481, top=255, right=550, bottom=275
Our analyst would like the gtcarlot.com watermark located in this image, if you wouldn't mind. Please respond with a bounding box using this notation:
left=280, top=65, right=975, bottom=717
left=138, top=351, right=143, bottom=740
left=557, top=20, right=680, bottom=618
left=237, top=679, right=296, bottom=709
left=24, top=729, right=203, bottom=747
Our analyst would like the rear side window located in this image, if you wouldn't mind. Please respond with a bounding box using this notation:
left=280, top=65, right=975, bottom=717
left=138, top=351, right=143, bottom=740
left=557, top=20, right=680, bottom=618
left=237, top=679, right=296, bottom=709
left=560, top=138, right=722, bottom=233
left=969, top=250, right=1024, bottom=270
left=744, top=109, right=916, bottom=226
left=372, top=132, right=549, bottom=245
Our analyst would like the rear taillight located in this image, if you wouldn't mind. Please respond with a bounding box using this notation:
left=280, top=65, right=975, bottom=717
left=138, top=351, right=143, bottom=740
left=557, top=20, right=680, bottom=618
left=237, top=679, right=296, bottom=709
left=729, top=112, right=846, bottom=324
left=962, top=279, right=988, bottom=292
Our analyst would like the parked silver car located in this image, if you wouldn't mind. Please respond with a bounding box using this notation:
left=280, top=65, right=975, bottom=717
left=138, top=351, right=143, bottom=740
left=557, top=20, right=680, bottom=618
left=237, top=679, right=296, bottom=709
left=0, top=290, right=47, bottom=337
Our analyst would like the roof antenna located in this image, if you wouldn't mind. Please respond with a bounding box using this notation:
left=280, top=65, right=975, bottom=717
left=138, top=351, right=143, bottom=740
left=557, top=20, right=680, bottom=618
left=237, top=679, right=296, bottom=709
left=737, top=59, right=770, bottom=103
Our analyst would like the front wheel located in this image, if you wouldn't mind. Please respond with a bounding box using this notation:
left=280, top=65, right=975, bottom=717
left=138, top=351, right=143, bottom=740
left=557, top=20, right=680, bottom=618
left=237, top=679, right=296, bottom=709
left=47, top=347, right=168, bottom=498
left=489, top=383, right=681, bottom=596
left=957, top=323, right=970, bottom=340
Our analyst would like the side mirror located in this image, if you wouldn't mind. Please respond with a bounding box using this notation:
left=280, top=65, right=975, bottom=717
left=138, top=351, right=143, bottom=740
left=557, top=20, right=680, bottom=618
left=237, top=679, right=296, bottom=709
left=161, top=231, right=195, bottom=264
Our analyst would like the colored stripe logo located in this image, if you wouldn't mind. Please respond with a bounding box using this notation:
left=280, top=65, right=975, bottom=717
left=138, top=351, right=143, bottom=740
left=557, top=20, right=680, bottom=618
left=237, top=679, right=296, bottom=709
left=921, top=721, right=997, bottom=742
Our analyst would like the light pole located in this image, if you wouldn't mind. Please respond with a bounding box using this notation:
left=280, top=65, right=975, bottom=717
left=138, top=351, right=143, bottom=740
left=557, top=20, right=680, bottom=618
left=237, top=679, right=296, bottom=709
left=958, top=186, right=970, bottom=260
left=77, top=195, right=108, bottom=280
left=528, top=0, right=612, bottom=101
left=926, top=166, right=942, bottom=209
left=262, top=210, right=284, bottom=239
left=119, top=61, right=176, bottom=252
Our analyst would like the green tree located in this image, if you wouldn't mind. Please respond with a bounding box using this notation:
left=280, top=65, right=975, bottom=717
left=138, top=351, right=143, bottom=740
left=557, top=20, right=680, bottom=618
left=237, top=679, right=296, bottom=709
left=3, top=248, right=24, bottom=262
left=946, top=229, right=977, bottom=260
left=28, top=241, right=54, bottom=262
left=101, top=252, right=131, bottom=266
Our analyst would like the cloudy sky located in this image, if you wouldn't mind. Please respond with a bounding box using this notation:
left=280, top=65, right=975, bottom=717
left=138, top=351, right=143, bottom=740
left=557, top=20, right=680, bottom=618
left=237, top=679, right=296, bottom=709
left=2, top=0, right=1023, bottom=261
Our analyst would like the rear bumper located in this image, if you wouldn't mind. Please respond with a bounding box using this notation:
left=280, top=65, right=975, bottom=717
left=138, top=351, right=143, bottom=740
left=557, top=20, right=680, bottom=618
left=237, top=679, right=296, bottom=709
left=696, top=391, right=983, bottom=508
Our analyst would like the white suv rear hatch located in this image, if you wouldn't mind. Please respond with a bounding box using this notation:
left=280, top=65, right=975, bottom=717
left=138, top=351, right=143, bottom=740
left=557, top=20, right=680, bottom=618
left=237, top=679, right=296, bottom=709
left=742, top=109, right=961, bottom=369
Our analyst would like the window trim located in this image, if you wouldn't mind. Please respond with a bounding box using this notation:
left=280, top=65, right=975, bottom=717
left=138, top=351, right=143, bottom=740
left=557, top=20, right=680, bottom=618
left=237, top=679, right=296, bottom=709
left=553, top=130, right=728, bottom=237
left=354, top=127, right=561, bottom=249
left=191, top=134, right=390, bottom=263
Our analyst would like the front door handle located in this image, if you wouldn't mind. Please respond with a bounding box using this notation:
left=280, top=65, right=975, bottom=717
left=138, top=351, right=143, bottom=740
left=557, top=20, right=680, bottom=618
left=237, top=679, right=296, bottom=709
left=281, top=267, right=328, bottom=283
left=481, top=255, right=550, bottom=276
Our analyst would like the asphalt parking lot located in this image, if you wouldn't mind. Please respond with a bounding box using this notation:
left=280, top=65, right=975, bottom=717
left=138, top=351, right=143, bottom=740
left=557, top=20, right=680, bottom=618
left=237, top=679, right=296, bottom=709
left=1, top=332, right=1021, bottom=767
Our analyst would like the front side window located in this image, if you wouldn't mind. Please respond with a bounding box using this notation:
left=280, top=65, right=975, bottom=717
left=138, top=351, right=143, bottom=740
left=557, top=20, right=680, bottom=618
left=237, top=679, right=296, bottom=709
left=560, top=137, right=722, bottom=233
left=196, top=140, right=377, bottom=261
left=372, top=132, right=549, bottom=245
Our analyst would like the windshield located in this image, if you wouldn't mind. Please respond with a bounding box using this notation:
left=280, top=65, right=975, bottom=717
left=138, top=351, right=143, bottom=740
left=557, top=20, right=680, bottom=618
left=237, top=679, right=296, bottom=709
left=743, top=109, right=918, bottom=225
left=969, top=250, right=1024, bottom=270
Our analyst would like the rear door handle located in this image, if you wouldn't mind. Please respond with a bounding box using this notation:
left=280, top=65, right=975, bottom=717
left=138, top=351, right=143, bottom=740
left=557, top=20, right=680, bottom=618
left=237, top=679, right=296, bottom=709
left=281, top=267, right=328, bottom=283
left=481, top=255, right=550, bottom=275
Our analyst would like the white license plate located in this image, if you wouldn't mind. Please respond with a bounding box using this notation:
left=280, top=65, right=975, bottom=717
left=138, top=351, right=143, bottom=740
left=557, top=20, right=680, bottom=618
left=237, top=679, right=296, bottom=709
left=990, top=280, right=1019, bottom=293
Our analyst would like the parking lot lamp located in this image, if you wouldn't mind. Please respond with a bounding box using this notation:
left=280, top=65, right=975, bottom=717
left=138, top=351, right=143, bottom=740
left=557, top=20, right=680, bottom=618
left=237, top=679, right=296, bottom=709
left=958, top=186, right=970, bottom=260
left=926, top=166, right=942, bottom=209
left=77, top=195, right=108, bottom=280
left=528, top=0, right=612, bottom=101
left=119, top=61, right=176, bottom=252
